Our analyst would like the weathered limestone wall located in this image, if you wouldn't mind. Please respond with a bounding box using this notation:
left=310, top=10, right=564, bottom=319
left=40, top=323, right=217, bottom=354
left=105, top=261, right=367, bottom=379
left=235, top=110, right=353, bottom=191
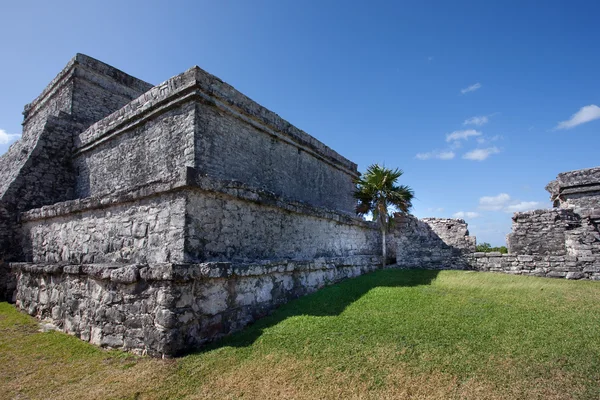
left=0, top=54, right=152, bottom=271
left=0, top=116, right=84, bottom=280
left=389, top=210, right=600, bottom=282
left=184, top=187, right=378, bottom=262
left=74, top=102, right=196, bottom=198
left=13, top=256, right=379, bottom=357
left=565, top=216, right=600, bottom=257
left=546, top=166, right=600, bottom=212
left=20, top=176, right=378, bottom=266
left=393, top=216, right=475, bottom=269
left=194, top=101, right=356, bottom=213
left=506, top=209, right=580, bottom=256
left=420, top=218, right=477, bottom=251
left=21, top=192, right=186, bottom=265
left=470, top=253, right=600, bottom=280
left=73, top=66, right=358, bottom=214
left=6, top=54, right=383, bottom=354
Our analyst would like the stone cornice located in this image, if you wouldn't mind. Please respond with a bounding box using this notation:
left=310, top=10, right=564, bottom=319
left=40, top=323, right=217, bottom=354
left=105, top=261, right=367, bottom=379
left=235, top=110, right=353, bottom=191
left=10, top=255, right=379, bottom=282
left=20, top=169, right=374, bottom=229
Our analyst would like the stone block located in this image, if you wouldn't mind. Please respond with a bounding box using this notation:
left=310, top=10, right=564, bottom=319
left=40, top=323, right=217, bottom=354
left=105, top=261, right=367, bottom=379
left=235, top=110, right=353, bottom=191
left=566, top=271, right=586, bottom=280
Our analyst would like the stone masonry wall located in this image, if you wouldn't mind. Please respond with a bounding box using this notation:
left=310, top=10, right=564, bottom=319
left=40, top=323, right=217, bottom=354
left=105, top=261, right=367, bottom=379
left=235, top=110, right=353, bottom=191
left=506, top=209, right=580, bottom=255
left=390, top=208, right=600, bottom=281
left=73, top=66, right=358, bottom=214
left=420, top=218, right=477, bottom=251
left=74, top=102, right=196, bottom=198
left=185, top=187, right=378, bottom=263
left=0, top=54, right=152, bottom=265
left=393, top=216, right=475, bottom=269
left=194, top=101, right=356, bottom=213
left=21, top=192, right=187, bottom=265
left=470, top=253, right=600, bottom=280
left=13, top=256, right=379, bottom=357
left=546, top=166, right=600, bottom=211
left=19, top=177, right=378, bottom=266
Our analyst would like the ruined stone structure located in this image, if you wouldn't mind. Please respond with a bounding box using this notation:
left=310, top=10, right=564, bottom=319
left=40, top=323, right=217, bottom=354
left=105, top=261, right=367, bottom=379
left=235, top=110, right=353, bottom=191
left=393, top=216, right=475, bottom=269
left=390, top=168, right=600, bottom=280
left=1, top=54, right=380, bottom=356
left=2, top=54, right=599, bottom=357
left=546, top=166, right=600, bottom=213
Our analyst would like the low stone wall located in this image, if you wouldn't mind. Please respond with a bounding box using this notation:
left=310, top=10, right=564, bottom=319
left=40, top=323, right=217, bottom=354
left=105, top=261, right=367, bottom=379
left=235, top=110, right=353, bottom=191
left=469, top=252, right=600, bottom=280
left=13, top=255, right=379, bottom=356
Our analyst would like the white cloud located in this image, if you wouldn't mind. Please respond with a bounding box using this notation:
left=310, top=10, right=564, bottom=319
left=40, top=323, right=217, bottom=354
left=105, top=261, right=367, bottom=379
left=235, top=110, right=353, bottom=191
left=503, top=201, right=543, bottom=213
left=415, top=150, right=455, bottom=160
left=0, top=129, right=20, bottom=145
left=461, top=83, right=482, bottom=94
left=463, top=116, right=489, bottom=126
left=446, top=129, right=482, bottom=142
left=463, top=147, right=500, bottom=161
left=479, top=193, right=511, bottom=211
left=476, top=134, right=502, bottom=145
left=479, top=193, right=544, bottom=213
left=556, top=104, right=600, bottom=130
left=452, top=211, right=480, bottom=219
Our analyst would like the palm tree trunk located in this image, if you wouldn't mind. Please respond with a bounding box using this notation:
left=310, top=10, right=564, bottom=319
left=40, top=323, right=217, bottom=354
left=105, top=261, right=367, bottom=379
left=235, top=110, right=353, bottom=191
left=382, top=228, right=387, bottom=268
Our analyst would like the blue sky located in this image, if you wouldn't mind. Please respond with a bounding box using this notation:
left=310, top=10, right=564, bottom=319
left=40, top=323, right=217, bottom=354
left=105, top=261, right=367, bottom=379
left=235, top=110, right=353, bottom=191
left=1, top=1, right=599, bottom=245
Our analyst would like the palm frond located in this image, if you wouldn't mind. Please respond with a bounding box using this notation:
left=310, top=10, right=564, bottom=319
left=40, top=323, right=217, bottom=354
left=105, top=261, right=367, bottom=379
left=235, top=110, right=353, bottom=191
left=353, top=164, right=414, bottom=220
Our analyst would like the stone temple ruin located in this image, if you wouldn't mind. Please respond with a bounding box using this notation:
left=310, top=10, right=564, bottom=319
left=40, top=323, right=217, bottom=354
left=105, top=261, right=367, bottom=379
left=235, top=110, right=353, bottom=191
left=0, top=54, right=599, bottom=356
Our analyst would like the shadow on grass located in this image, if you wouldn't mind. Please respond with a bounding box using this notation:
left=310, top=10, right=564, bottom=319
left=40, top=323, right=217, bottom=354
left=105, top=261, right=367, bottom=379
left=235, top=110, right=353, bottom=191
left=196, top=268, right=439, bottom=353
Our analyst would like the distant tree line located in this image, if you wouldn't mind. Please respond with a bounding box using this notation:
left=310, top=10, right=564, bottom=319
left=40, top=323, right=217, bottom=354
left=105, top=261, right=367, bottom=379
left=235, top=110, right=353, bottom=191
left=476, top=242, right=508, bottom=254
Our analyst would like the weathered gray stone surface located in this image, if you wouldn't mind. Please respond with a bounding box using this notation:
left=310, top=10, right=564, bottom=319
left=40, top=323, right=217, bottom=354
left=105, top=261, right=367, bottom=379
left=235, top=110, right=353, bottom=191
left=393, top=216, right=475, bottom=269
left=469, top=253, right=600, bottom=280
left=72, top=66, right=358, bottom=213
left=13, top=256, right=379, bottom=357
left=22, top=192, right=187, bottom=265
left=20, top=173, right=378, bottom=266
left=0, top=55, right=151, bottom=299
left=546, top=166, right=600, bottom=212
left=506, top=209, right=579, bottom=255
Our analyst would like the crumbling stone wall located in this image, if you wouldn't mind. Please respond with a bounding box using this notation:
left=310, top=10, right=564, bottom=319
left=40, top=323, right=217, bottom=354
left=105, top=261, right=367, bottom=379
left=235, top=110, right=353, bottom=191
left=546, top=166, right=600, bottom=212
left=506, top=209, right=580, bottom=256
left=391, top=208, right=600, bottom=281
left=393, top=216, right=475, bottom=269
left=565, top=217, right=600, bottom=257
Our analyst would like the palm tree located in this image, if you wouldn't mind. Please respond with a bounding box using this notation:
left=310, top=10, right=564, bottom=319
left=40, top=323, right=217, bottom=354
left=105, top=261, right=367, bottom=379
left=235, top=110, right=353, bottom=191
left=354, top=164, right=414, bottom=267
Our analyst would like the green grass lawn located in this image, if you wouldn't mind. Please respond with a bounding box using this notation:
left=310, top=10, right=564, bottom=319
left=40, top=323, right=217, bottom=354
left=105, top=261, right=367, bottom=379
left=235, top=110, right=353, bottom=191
left=2, top=269, right=600, bottom=399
